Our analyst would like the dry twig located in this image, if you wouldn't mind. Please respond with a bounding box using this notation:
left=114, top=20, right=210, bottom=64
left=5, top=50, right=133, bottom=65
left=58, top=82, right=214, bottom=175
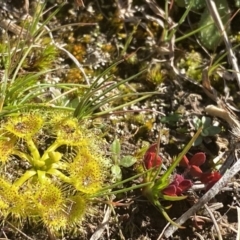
left=204, top=204, right=223, bottom=240
left=205, top=0, right=240, bottom=90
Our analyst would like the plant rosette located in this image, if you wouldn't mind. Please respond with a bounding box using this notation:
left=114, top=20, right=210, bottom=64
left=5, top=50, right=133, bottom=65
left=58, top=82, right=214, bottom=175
left=180, top=152, right=222, bottom=190
left=141, top=128, right=202, bottom=228
left=0, top=111, right=111, bottom=233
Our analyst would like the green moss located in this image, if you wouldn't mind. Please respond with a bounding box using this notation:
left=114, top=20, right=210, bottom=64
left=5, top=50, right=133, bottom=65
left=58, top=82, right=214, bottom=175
left=24, top=40, right=59, bottom=71
left=147, top=63, right=166, bottom=84
left=178, top=50, right=203, bottom=81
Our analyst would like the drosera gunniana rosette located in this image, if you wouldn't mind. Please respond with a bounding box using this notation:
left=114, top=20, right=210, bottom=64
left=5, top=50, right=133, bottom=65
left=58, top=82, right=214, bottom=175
left=0, top=110, right=112, bottom=234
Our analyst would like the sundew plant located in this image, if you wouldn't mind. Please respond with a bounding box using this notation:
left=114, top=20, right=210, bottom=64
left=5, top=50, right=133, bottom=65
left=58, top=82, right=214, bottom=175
left=0, top=110, right=111, bottom=233
left=0, top=1, right=156, bottom=236
left=0, top=2, right=159, bottom=238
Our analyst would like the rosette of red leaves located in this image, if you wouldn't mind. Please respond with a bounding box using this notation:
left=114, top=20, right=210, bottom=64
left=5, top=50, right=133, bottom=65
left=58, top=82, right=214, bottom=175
left=140, top=128, right=204, bottom=228
left=180, top=152, right=206, bottom=178
left=162, top=174, right=193, bottom=196
left=180, top=152, right=221, bottom=190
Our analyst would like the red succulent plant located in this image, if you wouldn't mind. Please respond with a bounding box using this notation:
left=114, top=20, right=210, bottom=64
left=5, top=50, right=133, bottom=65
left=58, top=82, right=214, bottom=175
left=180, top=152, right=206, bottom=178
left=200, top=171, right=222, bottom=190
left=140, top=128, right=204, bottom=228
left=162, top=174, right=193, bottom=196
left=143, top=143, right=162, bottom=169
left=180, top=152, right=222, bottom=190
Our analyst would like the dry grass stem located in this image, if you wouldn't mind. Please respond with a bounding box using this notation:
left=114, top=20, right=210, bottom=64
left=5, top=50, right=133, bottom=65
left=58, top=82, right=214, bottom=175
left=206, top=0, right=240, bottom=90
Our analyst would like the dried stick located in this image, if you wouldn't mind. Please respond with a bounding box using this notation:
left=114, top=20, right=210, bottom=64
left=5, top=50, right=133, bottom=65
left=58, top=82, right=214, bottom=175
left=206, top=0, right=240, bottom=90
left=205, top=105, right=240, bottom=130
left=164, top=158, right=240, bottom=238
left=0, top=19, right=28, bottom=37
left=204, top=204, right=223, bottom=240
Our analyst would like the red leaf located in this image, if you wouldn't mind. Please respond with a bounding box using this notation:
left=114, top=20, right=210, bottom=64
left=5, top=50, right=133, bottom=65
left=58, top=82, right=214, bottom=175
left=143, top=151, right=162, bottom=169
left=199, top=172, right=222, bottom=191
left=190, top=165, right=203, bottom=178
left=190, top=152, right=206, bottom=166
left=174, top=174, right=184, bottom=184
left=145, top=143, right=158, bottom=153
left=200, top=172, right=222, bottom=184
left=162, top=174, right=193, bottom=196
left=178, top=179, right=193, bottom=192
left=162, top=185, right=177, bottom=196
left=180, top=155, right=189, bottom=168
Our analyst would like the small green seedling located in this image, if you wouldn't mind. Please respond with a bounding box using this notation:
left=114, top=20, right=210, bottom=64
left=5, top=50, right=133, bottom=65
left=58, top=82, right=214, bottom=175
left=110, top=138, right=137, bottom=182
left=193, top=116, right=221, bottom=146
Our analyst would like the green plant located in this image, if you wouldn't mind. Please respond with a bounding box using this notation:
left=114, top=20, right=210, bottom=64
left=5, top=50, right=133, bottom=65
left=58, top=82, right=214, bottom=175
left=192, top=116, right=221, bottom=146
left=177, top=50, right=203, bottom=82
left=0, top=3, right=159, bottom=235
left=140, top=128, right=203, bottom=228
left=175, top=0, right=205, bottom=10
left=0, top=110, right=111, bottom=233
left=72, top=60, right=153, bottom=120
left=160, top=112, right=182, bottom=126
left=0, top=2, right=64, bottom=114
left=110, top=138, right=137, bottom=182
left=198, top=0, right=230, bottom=50
left=175, top=0, right=230, bottom=50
